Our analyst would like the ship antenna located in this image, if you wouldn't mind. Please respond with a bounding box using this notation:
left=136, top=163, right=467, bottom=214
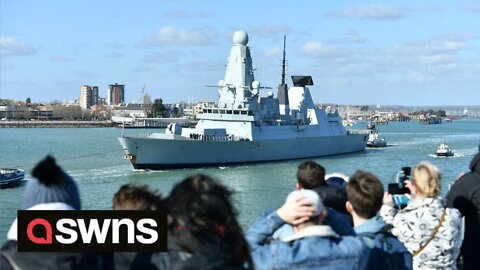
left=277, top=35, right=289, bottom=111
left=281, top=35, right=286, bottom=86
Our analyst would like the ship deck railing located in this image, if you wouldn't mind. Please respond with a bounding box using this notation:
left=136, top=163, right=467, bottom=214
left=347, top=129, right=370, bottom=135
left=188, top=133, right=250, bottom=142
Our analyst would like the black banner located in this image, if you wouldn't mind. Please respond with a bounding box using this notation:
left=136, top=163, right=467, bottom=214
left=17, top=210, right=167, bottom=252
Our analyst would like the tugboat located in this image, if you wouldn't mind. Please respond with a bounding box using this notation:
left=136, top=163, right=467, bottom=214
left=118, top=30, right=367, bottom=170
left=366, top=123, right=387, bottom=148
left=0, top=168, right=25, bottom=189
left=435, top=142, right=454, bottom=157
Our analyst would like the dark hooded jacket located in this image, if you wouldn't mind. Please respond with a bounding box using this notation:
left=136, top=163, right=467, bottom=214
left=0, top=240, right=98, bottom=270
left=131, top=227, right=249, bottom=270
left=447, top=152, right=480, bottom=270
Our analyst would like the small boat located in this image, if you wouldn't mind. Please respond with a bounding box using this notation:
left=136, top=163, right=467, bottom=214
left=342, top=118, right=356, bottom=127
left=0, top=168, right=25, bottom=189
left=435, top=142, right=454, bottom=157
left=366, top=123, right=387, bottom=148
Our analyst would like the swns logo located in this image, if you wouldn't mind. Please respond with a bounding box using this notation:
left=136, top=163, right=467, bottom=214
left=17, top=210, right=167, bottom=252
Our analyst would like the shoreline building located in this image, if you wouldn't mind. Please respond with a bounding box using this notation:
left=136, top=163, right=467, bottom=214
left=108, top=83, right=125, bottom=106
left=79, top=85, right=99, bottom=109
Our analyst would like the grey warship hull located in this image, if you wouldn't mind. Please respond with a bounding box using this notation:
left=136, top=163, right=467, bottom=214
left=119, top=133, right=366, bottom=170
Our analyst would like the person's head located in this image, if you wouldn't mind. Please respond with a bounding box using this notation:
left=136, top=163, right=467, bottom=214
left=296, top=160, right=326, bottom=189
left=113, top=184, right=162, bottom=210
left=167, top=174, right=252, bottom=268
left=286, top=189, right=326, bottom=226
left=22, top=155, right=81, bottom=210
left=411, top=161, right=441, bottom=198
left=345, top=170, right=384, bottom=220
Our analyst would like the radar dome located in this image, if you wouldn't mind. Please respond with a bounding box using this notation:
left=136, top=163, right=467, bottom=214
left=252, top=80, right=260, bottom=89
left=233, top=30, right=248, bottom=45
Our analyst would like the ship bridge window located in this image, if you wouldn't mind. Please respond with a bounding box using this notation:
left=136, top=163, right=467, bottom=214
left=220, top=110, right=225, bottom=114
left=234, top=110, right=240, bottom=115
left=248, top=111, right=253, bottom=116
left=227, top=110, right=232, bottom=114
left=203, top=109, right=207, bottom=113
left=241, top=111, right=247, bottom=115
left=207, top=109, right=212, bottom=113
left=213, top=109, right=218, bottom=114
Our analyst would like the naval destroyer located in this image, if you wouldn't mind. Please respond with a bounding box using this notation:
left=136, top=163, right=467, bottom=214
left=119, top=30, right=367, bottom=169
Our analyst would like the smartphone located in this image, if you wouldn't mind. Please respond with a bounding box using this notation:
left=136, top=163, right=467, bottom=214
left=392, top=194, right=410, bottom=206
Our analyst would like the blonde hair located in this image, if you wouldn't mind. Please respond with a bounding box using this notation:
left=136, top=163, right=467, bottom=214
left=412, top=161, right=441, bottom=197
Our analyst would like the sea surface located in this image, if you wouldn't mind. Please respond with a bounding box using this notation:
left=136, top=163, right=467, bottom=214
left=1, top=120, right=479, bottom=244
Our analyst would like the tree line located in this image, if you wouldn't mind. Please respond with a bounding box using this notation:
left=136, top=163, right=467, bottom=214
left=410, top=109, right=447, bottom=117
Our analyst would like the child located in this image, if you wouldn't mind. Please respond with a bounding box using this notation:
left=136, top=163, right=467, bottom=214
left=112, top=184, right=162, bottom=210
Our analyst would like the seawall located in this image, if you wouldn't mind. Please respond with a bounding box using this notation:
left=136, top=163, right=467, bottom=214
left=0, top=120, right=116, bottom=128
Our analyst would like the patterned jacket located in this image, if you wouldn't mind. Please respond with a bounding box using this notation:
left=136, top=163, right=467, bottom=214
left=380, top=197, right=462, bottom=270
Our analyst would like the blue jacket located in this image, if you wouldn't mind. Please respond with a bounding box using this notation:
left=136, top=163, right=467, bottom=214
left=355, top=215, right=412, bottom=270
left=246, top=210, right=369, bottom=270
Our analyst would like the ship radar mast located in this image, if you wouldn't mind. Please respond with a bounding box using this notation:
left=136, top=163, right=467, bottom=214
left=218, top=30, right=257, bottom=109
left=281, top=35, right=286, bottom=86
left=277, top=35, right=290, bottom=115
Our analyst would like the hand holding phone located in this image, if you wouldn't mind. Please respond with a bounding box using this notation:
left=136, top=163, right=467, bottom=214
left=392, top=194, right=410, bottom=206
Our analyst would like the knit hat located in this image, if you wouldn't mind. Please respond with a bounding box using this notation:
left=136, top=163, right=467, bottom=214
left=325, top=173, right=349, bottom=189
left=22, top=156, right=81, bottom=210
left=286, top=189, right=325, bottom=217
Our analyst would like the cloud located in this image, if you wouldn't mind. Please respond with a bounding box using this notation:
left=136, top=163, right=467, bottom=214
left=299, top=31, right=479, bottom=87
left=131, top=66, right=158, bottom=73
left=389, top=33, right=472, bottom=56
left=328, top=3, right=406, bottom=20
left=417, top=54, right=454, bottom=65
left=164, top=10, right=213, bottom=18
left=105, top=52, right=124, bottom=58
left=142, top=27, right=218, bottom=47
left=0, top=36, right=37, bottom=58
left=405, top=73, right=436, bottom=83
left=248, top=25, right=293, bottom=37
left=50, top=56, right=73, bottom=62
left=177, top=59, right=224, bottom=73
left=0, top=62, right=15, bottom=70
left=301, top=41, right=345, bottom=59
left=103, top=42, right=125, bottom=49
left=461, top=2, right=480, bottom=12
left=75, top=70, right=98, bottom=77
left=141, top=51, right=182, bottom=64
left=328, top=29, right=366, bottom=44
left=265, top=47, right=281, bottom=57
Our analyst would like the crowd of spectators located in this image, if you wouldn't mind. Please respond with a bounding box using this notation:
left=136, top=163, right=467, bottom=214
left=2, top=149, right=479, bottom=270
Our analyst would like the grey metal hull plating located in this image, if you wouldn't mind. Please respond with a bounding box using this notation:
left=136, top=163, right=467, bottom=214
left=118, top=134, right=367, bottom=169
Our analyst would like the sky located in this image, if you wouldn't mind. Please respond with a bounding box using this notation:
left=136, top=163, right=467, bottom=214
left=1, top=0, right=479, bottom=106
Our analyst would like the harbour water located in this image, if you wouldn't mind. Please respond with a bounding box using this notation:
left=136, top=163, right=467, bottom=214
left=1, top=120, right=479, bottom=243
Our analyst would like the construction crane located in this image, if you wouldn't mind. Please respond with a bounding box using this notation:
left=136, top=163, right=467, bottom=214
left=135, top=83, right=146, bottom=104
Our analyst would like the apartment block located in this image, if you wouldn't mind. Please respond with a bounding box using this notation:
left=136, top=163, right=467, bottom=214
left=79, top=85, right=99, bottom=109
left=108, top=83, right=125, bottom=105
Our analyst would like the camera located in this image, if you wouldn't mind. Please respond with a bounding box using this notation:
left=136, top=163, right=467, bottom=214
left=388, top=167, right=411, bottom=207
left=388, top=167, right=411, bottom=195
